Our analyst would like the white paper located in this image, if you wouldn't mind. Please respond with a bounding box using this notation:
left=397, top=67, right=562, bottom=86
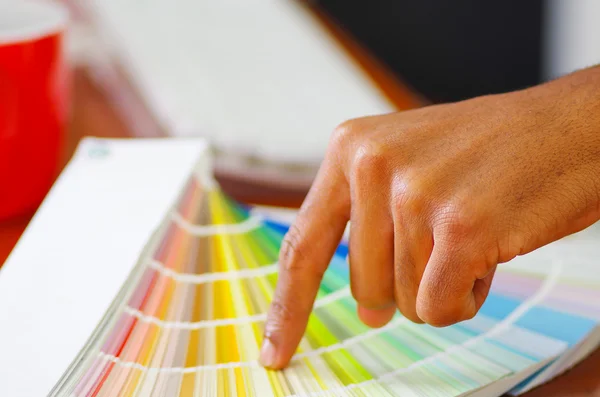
left=82, top=0, right=395, bottom=163
left=0, top=138, right=208, bottom=396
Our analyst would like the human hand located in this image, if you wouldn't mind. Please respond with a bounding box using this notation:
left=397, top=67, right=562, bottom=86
left=260, top=67, right=600, bottom=369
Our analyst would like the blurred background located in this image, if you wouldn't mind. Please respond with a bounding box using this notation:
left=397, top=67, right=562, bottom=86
left=2, top=0, right=600, bottom=264
left=316, top=0, right=600, bottom=102
left=62, top=0, right=600, bottom=182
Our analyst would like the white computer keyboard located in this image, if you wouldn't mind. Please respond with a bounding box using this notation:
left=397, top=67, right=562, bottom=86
left=78, top=0, right=395, bottom=165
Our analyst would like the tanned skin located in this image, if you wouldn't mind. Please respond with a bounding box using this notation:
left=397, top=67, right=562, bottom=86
left=259, top=65, right=600, bottom=369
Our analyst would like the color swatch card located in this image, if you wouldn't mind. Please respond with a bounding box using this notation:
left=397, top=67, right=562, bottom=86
left=0, top=139, right=598, bottom=397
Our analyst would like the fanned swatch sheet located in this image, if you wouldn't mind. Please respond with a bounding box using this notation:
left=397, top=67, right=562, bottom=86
left=50, top=156, right=600, bottom=397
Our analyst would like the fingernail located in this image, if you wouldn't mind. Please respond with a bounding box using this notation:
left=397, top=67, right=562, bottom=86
left=259, top=337, right=278, bottom=368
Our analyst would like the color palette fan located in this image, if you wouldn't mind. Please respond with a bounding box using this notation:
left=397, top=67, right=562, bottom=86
left=47, top=148, right=599, bottom=397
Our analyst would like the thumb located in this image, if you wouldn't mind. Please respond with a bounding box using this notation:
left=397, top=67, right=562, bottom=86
left=416, top=238, right=495, bottom=327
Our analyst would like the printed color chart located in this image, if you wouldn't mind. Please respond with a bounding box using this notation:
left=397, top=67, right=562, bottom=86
left=50, top=155, right=600, bottom=397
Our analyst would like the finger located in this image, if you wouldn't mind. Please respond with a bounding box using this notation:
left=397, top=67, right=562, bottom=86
left=392, top=213, right=433, bottom=324
left=473, top=265, right=497, bottom=309
left=261, top=156, right=350, bottom=369
left=357, top=305, right=396, bottom=328
left=416, top=235, right=484, bottom=327
left=348, top=148, right=396, bottom=328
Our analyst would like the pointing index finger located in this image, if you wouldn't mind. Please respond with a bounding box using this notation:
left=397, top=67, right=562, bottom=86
left=260, top=155, right=350, bottom=369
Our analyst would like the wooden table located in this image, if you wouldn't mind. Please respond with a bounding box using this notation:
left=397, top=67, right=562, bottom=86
left=0, top=8, right=598, bottom=396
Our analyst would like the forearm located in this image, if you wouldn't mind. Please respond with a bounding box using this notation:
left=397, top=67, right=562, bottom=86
left=524, top=64, right=600, bottom=233
left=532, top=64, right=600, bottom=116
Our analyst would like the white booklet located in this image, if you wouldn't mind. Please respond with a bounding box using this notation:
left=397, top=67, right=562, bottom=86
left=0, top=139, right=208, bottom=396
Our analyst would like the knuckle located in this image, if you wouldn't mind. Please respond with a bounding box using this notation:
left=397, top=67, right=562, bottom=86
left=435, top=199, right=480, bottom=242
left=279, top=224, right=325, bottom=280
left=331, top=119, right=362, bottom=149
left=265, top=299, right=295, bottom=332
left=391, top=173, right=430, bottom=221
left=279, top=224, right=309, bottom=271
left=351, top=143, right=388, bottom=182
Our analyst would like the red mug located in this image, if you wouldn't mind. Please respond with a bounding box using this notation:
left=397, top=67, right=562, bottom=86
left=0, top=1, right=70, bottom=221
